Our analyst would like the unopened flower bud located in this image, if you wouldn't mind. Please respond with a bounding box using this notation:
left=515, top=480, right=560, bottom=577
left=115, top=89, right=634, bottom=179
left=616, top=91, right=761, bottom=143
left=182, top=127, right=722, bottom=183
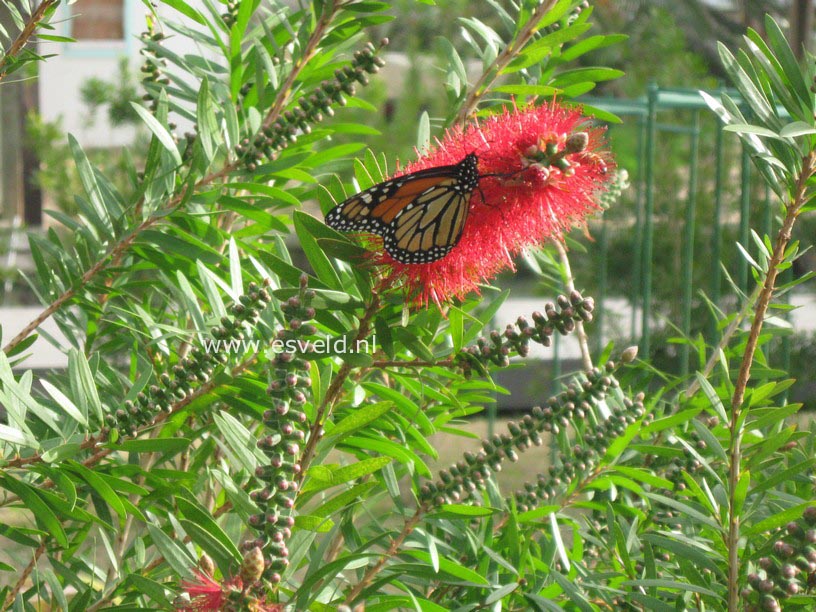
left=239, top=546, right=265, bottom=584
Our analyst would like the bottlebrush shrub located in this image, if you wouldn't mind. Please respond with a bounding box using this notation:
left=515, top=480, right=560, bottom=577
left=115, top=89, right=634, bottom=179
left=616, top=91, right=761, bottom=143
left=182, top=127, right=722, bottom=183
left=3, top=3, right=816, bottom=612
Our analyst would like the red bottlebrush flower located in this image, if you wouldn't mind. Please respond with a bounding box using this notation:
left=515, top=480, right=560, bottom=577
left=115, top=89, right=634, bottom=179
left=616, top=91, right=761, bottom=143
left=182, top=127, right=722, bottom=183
left=331, top=102, right=612, bottom=307
left=175, top=571, right=283, bottom=612
left=177, top=571, right=229, bottom=611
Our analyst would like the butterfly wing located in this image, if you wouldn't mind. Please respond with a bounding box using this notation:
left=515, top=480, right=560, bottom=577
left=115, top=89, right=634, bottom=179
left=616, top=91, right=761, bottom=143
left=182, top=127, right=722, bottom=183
left=383, top=178, right=470, bottom=263
left=325, top=154, right=479, bottom=264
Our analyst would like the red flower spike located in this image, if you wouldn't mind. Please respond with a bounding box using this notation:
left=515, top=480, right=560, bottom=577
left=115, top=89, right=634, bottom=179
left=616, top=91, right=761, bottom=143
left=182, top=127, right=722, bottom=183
left=374, top=102, right=613, bottom=307
left=175, top=571, right=283, bottom=612
left=177, top=571, right=230, bottom=611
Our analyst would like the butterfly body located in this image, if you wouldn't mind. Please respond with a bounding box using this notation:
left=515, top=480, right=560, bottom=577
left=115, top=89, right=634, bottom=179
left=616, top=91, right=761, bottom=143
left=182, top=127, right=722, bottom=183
left=325, top=153, right=480, bottom=264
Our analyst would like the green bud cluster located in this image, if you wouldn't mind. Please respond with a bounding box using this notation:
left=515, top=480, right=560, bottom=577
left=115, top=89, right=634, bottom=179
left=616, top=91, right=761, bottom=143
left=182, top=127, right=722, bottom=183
left=246, top=274, right=316, bottom=584
left=220, top=1, right=240, bottom=27
left=513, top=391, right=646, bottom=512
left=104, top=281, right=272, bottom=439
left=138, top=21, right=170, bottom=114
left=236, top=40, right=388, bottom=172
left=457, top=291, right=594, bottom=373
left=663, top=426, right=710, bottom=491
left=419, top=363, right=636, bottom=507
left=744, top=507, right=816, bottom=611
left=597, top=169, right=629, bottom=211
left=539, top=0, right=589, bottom=36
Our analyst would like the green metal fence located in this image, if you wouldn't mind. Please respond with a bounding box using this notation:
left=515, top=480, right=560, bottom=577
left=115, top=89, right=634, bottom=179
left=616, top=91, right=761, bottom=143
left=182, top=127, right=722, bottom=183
left=579, top=85, right=792, bottom=372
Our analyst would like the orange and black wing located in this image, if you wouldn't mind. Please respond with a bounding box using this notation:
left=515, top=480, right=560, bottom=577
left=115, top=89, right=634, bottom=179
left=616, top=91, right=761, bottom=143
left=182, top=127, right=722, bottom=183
left=325, top=153, right=479, bottom=264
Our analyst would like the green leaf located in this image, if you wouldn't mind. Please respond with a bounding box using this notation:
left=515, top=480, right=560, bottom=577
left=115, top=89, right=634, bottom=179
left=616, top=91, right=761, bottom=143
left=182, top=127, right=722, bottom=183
left=641, top=534, right=724, bottom=575
left=750, top=458, right=816, bottom=495
left=314, top=237, right=369, bottom=263
left=343, top=435, right=431, bottom=476
left=733, top=470, right=750, bottom=515
left=180, top=519, right=239, bottom=575
left=37, top=34, right=76, bottom=42
left=311, top=481, right=378, bottom=517
left=66, top=461, right=128, bottom=523
left=551, top=570, right=593, bottom=612
left=0, top=424, right=38, bottom=449
left=718, top=43, right=779, bottom=128
left=504, top=23, right=592, bottom=73
left=494, top=83, right=560, bottom=97
left=69, top=349, right=104, bottom=424
left=0, top=474, right=67, bottom=547
left=559, top=34, right=628, bottom=62
left=746, top=502, right=815, bottom=536
left=746, top=402, right=801, bottom=432
left=196, top=78, right=218, bottom=162
left=620, top=579, right=722, bottom=599
left=146, top=522, right=195, bottom=578
left=211, top=469, right=259, bottom=515
left=722, top=123, right=779, bottom=138
left=176, top=496, right=242, bottom=563
left=612, top=466, right=673, bottom=490
left=42, top=569, right=69, bottom=612
left=642, top=407, right=702, bottom=434
left=644, top=493, right=721, bottom=531
left=330, top=456, right=392, bottom=485
left=0, top=523, right=39, bottom=548
left=429, top=504, right=496, bottom=518
left=326, top=401, right=392, bottom=439
left=550, top=66, right=624, bottom=87
left=779, top=121, right=816, bottom=138
left=293, top=212, right=343, bottom=290
left=438, top=36, right=468, bottom=95
left=213, top=411, right=262, bottom=473
left=131, top=102, right=182, bottom=165
left=549, top=513, right=570, bottom=572
left=112, top=438, right=192, bottom=454
left=161, top=0, right=206, bottom=24
left=40, top=380, right=88, bottom=427
left=124, top=575, right=173, bottom=608
left=417, top=110, right=430, bottom=153
left=362, top=382, right=434, bottom=434
left=294, top=514, right=335, bottom=533
left=575, top=102, right=621, bottom=123
left=763, top=15, right=812, bottom=110
left=403, top=550, right=489, bottom=585
left=392, top=327, right=435, bottom=361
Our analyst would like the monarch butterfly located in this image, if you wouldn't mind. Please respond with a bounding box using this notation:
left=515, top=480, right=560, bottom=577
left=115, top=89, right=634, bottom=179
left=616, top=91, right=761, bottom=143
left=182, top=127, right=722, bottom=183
left=325, top=153, right=480, bottom=264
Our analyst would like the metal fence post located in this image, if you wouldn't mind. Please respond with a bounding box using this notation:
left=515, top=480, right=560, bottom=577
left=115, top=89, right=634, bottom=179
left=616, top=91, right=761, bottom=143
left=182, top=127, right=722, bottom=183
left=641, top=83, right=659, bottom=356
left=681, top=110, right=701, bottom=375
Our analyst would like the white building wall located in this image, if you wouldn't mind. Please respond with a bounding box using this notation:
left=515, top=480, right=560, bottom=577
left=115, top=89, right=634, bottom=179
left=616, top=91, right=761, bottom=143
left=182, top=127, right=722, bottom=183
left=38, top=0, right=208, bottom=147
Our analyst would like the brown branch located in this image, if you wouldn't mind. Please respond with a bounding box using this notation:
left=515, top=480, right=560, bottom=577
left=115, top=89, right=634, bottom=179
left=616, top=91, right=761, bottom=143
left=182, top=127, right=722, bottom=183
left=0, top=0, right=58, bottom=83
left=453, top=0, right=559, bottom=124
left=725, top=151, right=816, bottom=612
left=344, top=507, right=426, bottom=605
left=2, top=537, right=48, bottom=610
left=262, top=1, right=339, bottom=130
